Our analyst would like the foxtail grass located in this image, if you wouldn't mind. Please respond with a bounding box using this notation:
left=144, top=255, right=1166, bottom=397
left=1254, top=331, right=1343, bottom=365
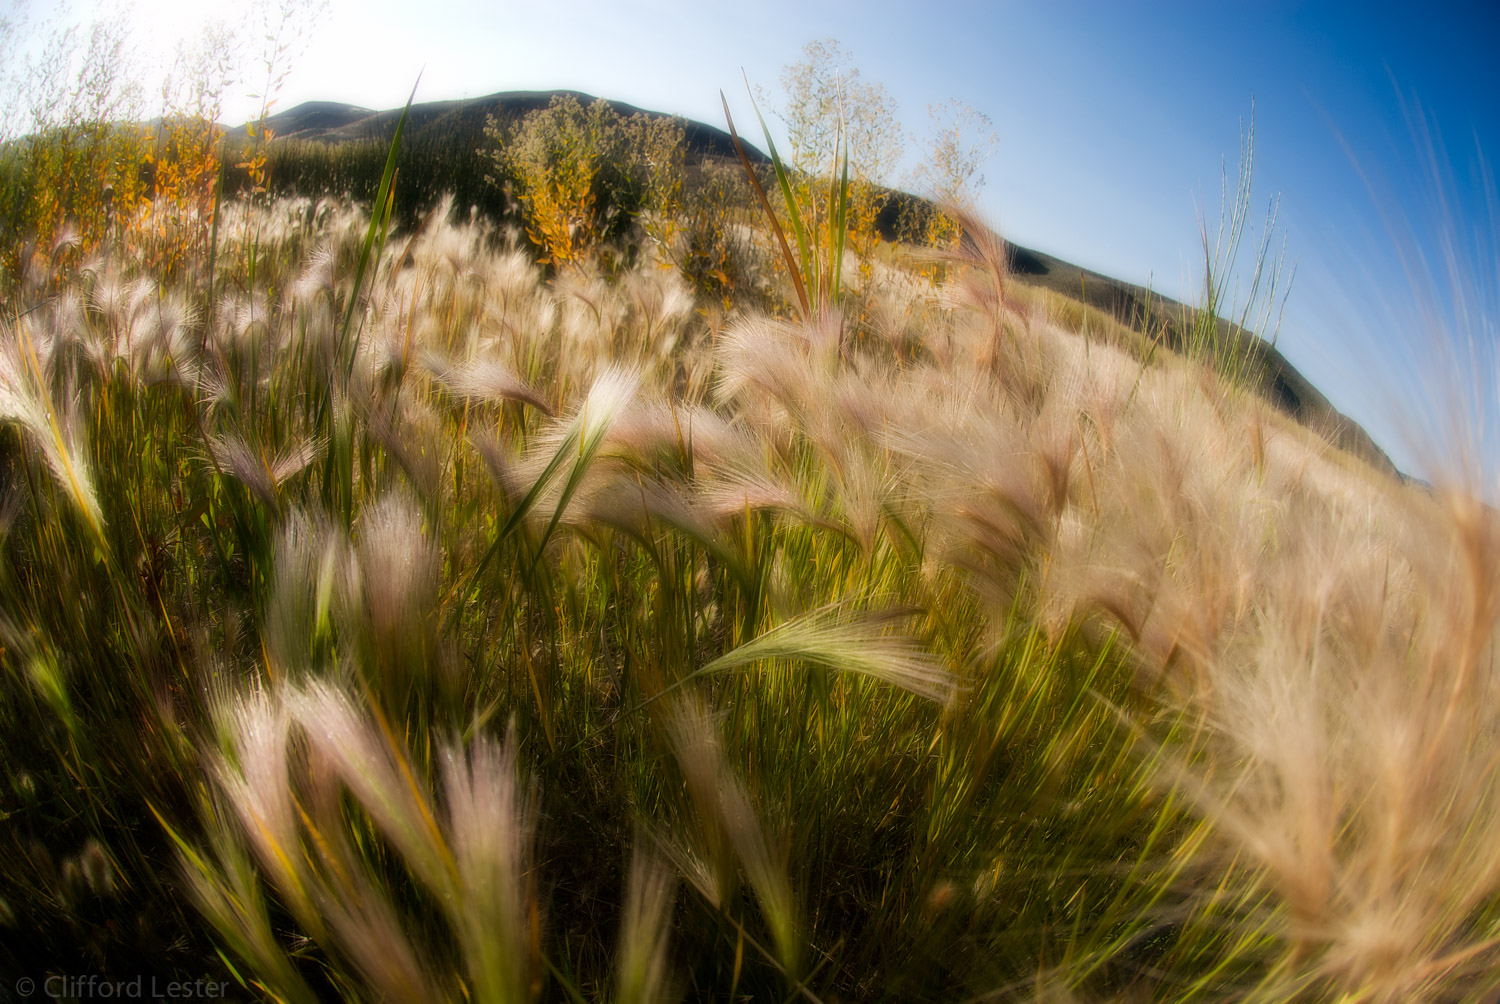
left=0, top=141, right=1496, bottom=1004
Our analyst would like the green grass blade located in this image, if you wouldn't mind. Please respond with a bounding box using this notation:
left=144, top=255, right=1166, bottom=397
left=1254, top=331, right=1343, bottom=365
left=203, top=136, right=226, bottom=344
left=829, top=129, right=850, bottom=308
left=447, top=423, right=579, bottom=630
left=447, top=369, right=635, bottom=627
left=721, top=90, right=810, bottom=316
left=742, top=78, right=815, bottom=298
left=339, top=76, right=419, bottom=353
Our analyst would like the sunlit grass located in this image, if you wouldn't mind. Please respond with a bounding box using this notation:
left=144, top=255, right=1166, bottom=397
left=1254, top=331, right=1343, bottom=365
left=0, top=88, right=1497, bottom=1004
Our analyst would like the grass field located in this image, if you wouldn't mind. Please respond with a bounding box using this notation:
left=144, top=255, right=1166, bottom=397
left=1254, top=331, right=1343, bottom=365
left=2, top=69, right=1500, bottom=1003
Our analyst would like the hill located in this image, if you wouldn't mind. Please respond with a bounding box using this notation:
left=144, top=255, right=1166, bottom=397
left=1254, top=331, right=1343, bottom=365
left=247, top=92, right=1394, bottom=477
left=996, top=240, right=1395, bottom=473
left=259, top=90, right=764, bottom=164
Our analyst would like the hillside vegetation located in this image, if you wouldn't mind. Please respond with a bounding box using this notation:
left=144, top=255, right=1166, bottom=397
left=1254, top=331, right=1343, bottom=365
left=2, top=29, right=1497, bottom=1004
left=228, top=89, right=1391, bottom=472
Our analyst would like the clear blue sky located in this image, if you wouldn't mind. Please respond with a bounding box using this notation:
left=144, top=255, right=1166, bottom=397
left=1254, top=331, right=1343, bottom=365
left=37, top=0, right=1500, bottom=477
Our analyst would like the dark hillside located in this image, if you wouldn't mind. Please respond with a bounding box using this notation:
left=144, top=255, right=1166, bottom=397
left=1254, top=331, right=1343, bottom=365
left=1000, top=241, right=1396, bottom=474
left=236, top=91, right=766, bottom=237
left=877, top=191, right=1395, bottom=475
left=259, top=90, right=764, bottom=164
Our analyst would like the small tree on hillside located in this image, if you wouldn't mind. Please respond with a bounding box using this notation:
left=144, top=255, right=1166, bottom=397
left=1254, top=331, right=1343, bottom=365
left=902, top=99, right=998, bottom=281
left=141, top=24, right=239, bottom=278
left=768, top=38, right=903, bottom=286
left=777, top=38, right=903, bottom=184
left=908, top=98, right=997, bottom=208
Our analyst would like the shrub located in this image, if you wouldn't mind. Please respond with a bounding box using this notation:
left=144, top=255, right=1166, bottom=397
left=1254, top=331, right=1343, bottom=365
left=0, top=14, right=148, bottom=279
left=484, top=94, right=686, bottom=266
left=675, top=158, right=766, bottom=306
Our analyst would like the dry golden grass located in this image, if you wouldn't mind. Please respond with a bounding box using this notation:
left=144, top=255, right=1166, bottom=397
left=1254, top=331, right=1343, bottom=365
left=2, top=181, right=1496, bottom=1002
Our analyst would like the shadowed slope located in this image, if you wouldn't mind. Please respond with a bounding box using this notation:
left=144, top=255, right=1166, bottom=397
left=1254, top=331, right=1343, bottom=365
left=260, top=91, right=766, bottom=165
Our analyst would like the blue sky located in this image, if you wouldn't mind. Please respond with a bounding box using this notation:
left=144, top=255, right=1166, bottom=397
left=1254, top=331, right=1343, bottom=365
left=34, top=0, right=1500, bottom=477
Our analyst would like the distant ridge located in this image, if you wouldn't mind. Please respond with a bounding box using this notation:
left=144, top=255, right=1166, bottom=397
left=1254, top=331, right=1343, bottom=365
left=259, top=90, right=765, bottom=164
left=993, top=240, right=1396, bottom=474
left=250, top=92, right=1394, bottom=478
left=262, top=101, right=377, bottom=137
